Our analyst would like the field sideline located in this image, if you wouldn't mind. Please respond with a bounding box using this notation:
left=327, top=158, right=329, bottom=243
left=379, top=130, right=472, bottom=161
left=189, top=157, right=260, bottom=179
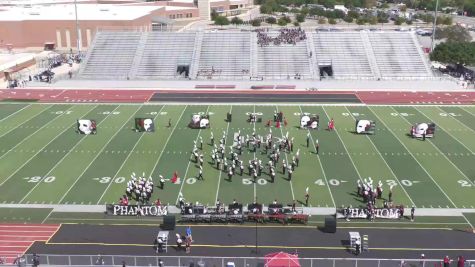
left=0, top=103, right=474, bottom=213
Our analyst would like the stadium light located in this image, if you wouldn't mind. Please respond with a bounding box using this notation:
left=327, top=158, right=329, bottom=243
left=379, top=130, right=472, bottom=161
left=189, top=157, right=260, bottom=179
left=74, top=0, right=81, bottom=54
left=430, top=0, right=439, bottom=52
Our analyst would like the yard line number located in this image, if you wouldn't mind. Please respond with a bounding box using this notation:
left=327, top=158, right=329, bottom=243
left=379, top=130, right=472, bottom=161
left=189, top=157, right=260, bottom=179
left=342, top=113, right=363, bottom=117
left=390, top=112, right=410, bottom=117
left=242, top=178, right=267, bottom=185
left=313, top=179, right=418, bottom=187
left=439, top=112, right=461, bottom=117
left=93, top=176, right=126, bottom=184
left=99, top=111, right=120, bottom=115
left=458, top=180, right=475, bottom=187
left=24, top=176, right=56, bottom=183
left=53, top=111, right=73, bottom=115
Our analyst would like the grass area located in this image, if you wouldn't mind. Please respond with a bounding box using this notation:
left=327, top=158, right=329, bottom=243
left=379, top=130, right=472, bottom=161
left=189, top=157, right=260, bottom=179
left=0, top=103, right=474, bottom=214
left=0, top=208, right=52, bottom=223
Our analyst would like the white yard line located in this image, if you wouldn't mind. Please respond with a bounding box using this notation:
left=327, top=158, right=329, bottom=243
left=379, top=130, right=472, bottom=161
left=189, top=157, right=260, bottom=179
left=0, top=105, right=62, bottom=160
left=460, top=106, right=475, bottom=117
left=344, top=106, right=416, bottom=207
left=321, top=107, right=364, bottom=185
left=147, top=106, right=187, bottom=179
left=300, top=106, right=336, bottom=207
left=214, top=106, right=233, bottom=204
left=0, top=104, right=31, bottom=123
left=19, top=106, right=100, bottom=203
left=252, top=105, right=256, bottom=201
left=96, top=106, right=165, bottom=204
left=462, top=214, right=475, bottom=229
left=276, top=105, right=295, bottom=202
left=41, top=209, right=54, bottom=224
left=175, top=106, right=210, bottom=205
left=370, top=106, right=458, bottom=209
left=57, top=105, right=138, bottom=204
left=0, top=105, right=53, bottom=140
left=435, top=106, right=475, bottom=134
left=403, top=107, right=475, bottom=187
left=0, top=105, right=83, bottom=188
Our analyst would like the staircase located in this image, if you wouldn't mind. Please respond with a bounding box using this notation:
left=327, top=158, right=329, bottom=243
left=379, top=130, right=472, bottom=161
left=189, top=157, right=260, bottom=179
left=410, top=32, right=433, bottom=76
left=306, top=33, right=318, bottom=79
left=77, top=31, right=100, bottom=77
left=189, top=31, right=204, bottom=79
left=250, top=32, right=258, bottom=78
left=360, top=31, right=381, bottom=80
left=128, top=32, right=149, bottom=79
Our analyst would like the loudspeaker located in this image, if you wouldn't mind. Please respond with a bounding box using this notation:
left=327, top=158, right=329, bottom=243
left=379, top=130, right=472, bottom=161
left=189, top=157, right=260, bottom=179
left=324, top=216, right=337, bottom=233
left=162, top=215, right=176, bottom=230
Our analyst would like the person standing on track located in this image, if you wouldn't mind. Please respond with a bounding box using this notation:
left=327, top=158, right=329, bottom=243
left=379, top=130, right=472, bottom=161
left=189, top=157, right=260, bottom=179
left=411, top=206, right=415, bottom=221
left=305, top=187, right=309, bottom=206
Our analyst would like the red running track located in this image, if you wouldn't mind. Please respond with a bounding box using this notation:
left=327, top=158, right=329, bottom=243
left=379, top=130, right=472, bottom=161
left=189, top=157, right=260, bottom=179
left=0, top=89, right=474, bottom=104
left=0, top=224, right=59, bottom=264
left=356, top=91, right=475, bottom=104
left=0, top=89, right=153, bottom=103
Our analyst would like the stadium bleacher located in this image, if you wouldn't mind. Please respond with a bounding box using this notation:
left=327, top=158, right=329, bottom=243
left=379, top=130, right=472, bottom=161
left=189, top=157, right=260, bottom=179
left=368, top=32, right=432, bottom=79
left=78, top=31, right=142, bottom=79
left=197, top=32, right=251, bottom=79
left=135, top=32, right=197, bottom=79
left=78, top=30, right=433, bottom=81
left=257, top=31, right=311, bottom=79
left=313, top=31, right=374, bottom=79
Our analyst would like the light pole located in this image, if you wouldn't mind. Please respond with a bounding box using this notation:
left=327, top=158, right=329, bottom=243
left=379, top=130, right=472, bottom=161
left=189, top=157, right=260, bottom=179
left=430, top=0, right=439, bottom=52
left=74, top=0, right=81, bottom=54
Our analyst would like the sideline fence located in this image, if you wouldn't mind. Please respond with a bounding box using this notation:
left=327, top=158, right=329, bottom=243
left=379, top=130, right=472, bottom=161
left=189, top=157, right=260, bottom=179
left=1, top=254, right=471, bottom=267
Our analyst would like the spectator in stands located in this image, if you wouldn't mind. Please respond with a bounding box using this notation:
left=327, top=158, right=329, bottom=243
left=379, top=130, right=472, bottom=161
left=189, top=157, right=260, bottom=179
left=457, top=256, right=465, bottom=267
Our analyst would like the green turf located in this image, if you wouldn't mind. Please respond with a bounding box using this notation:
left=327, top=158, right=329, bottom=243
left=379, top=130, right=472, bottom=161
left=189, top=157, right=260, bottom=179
left=0, top=103, right=474, bottom=212
left=462, top=213, right=475, bottom=229
left=0, top=208, right=52, bottom=223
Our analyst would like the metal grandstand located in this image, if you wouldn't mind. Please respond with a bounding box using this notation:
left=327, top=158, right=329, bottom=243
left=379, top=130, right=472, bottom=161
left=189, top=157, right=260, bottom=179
left=77, top=29, right=434, bottom=81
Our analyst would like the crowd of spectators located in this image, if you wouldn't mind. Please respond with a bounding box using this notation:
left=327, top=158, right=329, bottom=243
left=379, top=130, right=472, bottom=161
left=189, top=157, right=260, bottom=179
left=256, top=28, right=307, bottom=47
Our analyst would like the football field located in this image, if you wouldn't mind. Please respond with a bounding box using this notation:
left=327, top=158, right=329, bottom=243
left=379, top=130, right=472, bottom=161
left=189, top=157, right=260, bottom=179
left=0, top=103, right=474, bottom=211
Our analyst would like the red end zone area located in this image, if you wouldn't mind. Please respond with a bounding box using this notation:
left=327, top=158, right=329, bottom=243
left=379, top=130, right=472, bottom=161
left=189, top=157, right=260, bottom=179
left=0, top=89, right=474, bottom=104
left=0, top=224, right=59, bottom=264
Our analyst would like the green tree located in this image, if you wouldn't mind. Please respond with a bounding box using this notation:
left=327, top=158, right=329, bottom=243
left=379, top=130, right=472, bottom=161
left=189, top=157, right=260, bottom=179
left=368, top=15, right=377, bottom=24
left=214, top=16, right=230, bottom=25
left=347, top=10, right=360, bottom=19
left=394, top=17, right=405, bottom=25
left=405, top=19, right=413, bottom=25
left=266, top=16, right=277, bottom=25
left=343, top=16, right=353, bottom=23
left=231, top=16, right=243, bottom=25
left=430, top=42, right=475, bottom=65
left=363, top=0, right=376, bottom=8
left=318, top=17, right=327, bottom=24
left=328, top=18, right=337, bottom=24
left=296, top=13, right=306, bottom=22
left=251, top=19, right=262, bottom=26
left=356, top=17, right=366, bottom=24
left=435, top=25, right=472, bottom=42
left=260, top=4, right=273, bottom=14
left=278, top=17, right=289, bottom=26
left=293, top=21, right=301, bottom=26
left=211, top=9, right=219, bottom=20
left=377, top=11, right=389, bottom=23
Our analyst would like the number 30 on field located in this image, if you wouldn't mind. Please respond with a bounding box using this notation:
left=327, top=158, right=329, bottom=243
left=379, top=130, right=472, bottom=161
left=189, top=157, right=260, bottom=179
left=23, top=176, right=56, bottom=183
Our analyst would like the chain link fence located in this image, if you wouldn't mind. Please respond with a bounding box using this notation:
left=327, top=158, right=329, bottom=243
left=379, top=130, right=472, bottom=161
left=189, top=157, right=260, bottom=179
left=0, top=254, right=468, bottom=267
